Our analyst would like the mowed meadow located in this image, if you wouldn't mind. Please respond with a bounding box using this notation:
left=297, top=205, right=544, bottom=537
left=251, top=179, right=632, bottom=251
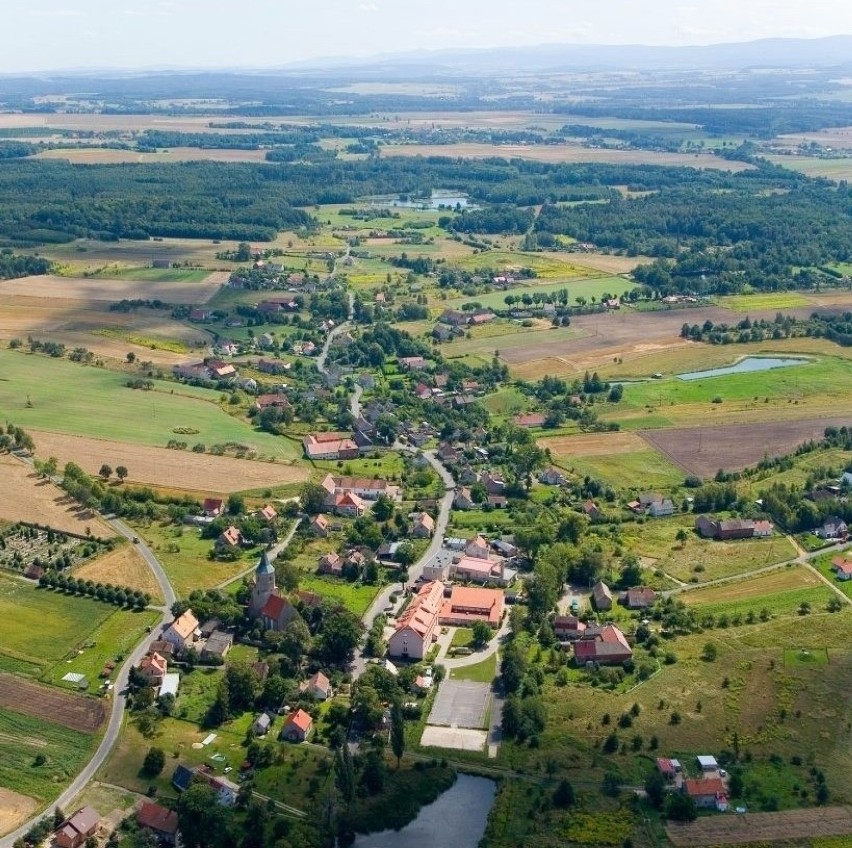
left=0, top=349, right=301, bottom=461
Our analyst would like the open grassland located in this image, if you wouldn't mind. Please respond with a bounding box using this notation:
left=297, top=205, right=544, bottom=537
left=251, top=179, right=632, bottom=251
left=43, top=606, right=159, bottom=691
left=0, top=573, right=115, bottom=675
left=298, top=574, right=382, bottom=617
left=380, top=142, right=753, bottom=170
left=34, top=146, right=269, bottom=164
left=679, top=565, right=833, bottom=617
left=442, top=322, right=586, bottom=364
left=0, top=271, right=225, bottom=304
left=446, top=251, right=604, bottom=281
left=31, top=430, right=307, bottom=495
left=611, top=357, right=852, bottom=432
left=768, top=154, right=852, bottom=181
left=616, top=516, right=796, bottom=584
left=73, top=545, right=163, bottom=602
left=0, top=454, right=112, bottom=536
left=443, top=276, right=631, bottom=312
left=640, top=416, right=852, bottom=477
left=539, top=251, right=652, bottom=275
left=538, top=431, right=685, bottom=490
left=133, top=521, right=253, bottom=598
left=0, top=350, right=301, bottom=461
left=92, top=266, right=212, bottom=283
left=0, top=706, right=96, bottom=805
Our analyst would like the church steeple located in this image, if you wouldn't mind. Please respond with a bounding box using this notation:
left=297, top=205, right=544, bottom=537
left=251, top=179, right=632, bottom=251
left=249, top=548, right=277, bottom=617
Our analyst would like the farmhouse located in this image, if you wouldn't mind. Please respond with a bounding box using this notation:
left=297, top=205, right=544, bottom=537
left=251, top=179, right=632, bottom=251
left=137, top=801, right=179, bottom=844
left=656, top=758, right=682, bottom=779
left=55, top=806, right=100, bottom=848
left=583, top=500, right=603, bottom=521
left=684, top=777, right=728, bottom=811
left=574, top=624, right=632, bottom=665
left=321, top=473, right=399, bottom=501
left=399, top=356, right=427, bottom=371
left=513, top=412, right=546, bottom=428
left=257, top=358, right=289, bottom=375
left=592, top=580, right=613, bottom=611
left=326, top=491, right=366, bottom=518
left=255, top=393, right=291, bottom=412
left=137, top=652, right=168, bottom=686
left=411, top=512, right=435, bottom=538
left=162, top=610, right=200, bottom=652
left=622, top=587, right=657, bottom=610
left=695, top=515, right=773, bottom=540
left=303, top=433, right=359, bottom=461
left=831, top=557, right=852, bottom=580
left=309, top=515, right=329, bottom=537
left=539, top=468, right=567, bottom=486
left=201, top=630, right=233, bottom=661
left=553, top=615, right=586, bottom=641
left=318, top=552, right=344, bottom=576
left=217, top=525, right=242, bottom=549
left=454, top=487, right=475, bottom=510
left=256, top=503, right=278, bottom=522
left=438, top=309, right=469, bottom=327
left=439, top=585, right=505, bottom=628
left=388, top=580, right=444, bottom=660
left=281, top=708, right=313, bottom=743
left=203, top=497, right=224, bottom=518
left=300, top=671, right=333, bottom=700
left=818, top=516, right=848, bottom=540
left=465, top=534, right=490, bottom=559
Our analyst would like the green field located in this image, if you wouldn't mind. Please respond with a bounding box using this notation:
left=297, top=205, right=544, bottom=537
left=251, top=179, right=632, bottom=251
left=449, top=653, right=497, bottom=683
left=134, top=521, right=255, bottom=598
left=0, top=707, right=96, bottom=802
left=555, top=448, right=685, bottom=492
left=0, top=573, right=116, bottom=675
left=449, top=250, right=605, bottom=280
left=443, top=276, right=632, bottom=312
left=0, top=349, right=300, bottom=460
left=768, top=154, right=852, bottom=181
left=784, top=647, right=830, bottom=666
left=616, top=516, right=797, bottom=584
left=299, top=574, right=382, bottom=617
left=93, top=266, right=211, bottom=283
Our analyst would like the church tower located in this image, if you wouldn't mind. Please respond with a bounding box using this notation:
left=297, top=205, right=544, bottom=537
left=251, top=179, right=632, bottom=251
left=249, top=549, right=277, bottom=617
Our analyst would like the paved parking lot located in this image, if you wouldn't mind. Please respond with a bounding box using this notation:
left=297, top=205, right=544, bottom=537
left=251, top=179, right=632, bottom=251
left=428, top=680, right=491, bottom=729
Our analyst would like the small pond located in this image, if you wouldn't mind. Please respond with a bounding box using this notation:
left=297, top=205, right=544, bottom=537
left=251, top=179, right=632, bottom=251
left=678, top=356, right=809, bottom=381
left=352, top=774, right=497, bottom=848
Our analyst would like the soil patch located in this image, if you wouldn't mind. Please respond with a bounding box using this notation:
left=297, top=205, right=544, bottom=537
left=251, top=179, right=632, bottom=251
left=640, top=416, right=852, bottom=477
left=0, top=786, right=39, bottom=836
left=0, top=454, right=112, bottom=536
left=30, top=430, right=307, bottom=494
left=0, top=673, right=105, bottom=733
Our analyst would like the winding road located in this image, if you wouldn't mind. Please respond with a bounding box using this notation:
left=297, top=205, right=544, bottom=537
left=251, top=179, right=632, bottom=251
left=0, top=515, right=176, bottom=848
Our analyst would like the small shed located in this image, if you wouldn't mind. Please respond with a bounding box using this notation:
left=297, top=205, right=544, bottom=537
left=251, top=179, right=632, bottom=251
left=697, top=755, right=719, bottom=772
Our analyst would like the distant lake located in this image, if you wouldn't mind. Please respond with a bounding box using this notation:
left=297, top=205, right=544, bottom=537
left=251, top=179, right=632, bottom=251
left=352, top=774, right=496, bottom=848
left=678, top=356, right=809, bottom=381
left=365, top=192, right=475, bottom=210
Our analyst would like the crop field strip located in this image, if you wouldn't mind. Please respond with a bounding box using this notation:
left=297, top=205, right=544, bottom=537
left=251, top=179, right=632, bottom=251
left=0, top=673, right=105, bottom=733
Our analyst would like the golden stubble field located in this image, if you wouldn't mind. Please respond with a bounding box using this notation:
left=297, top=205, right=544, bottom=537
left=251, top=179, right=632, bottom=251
left=34, top=147, right=269, bottom=165
left=74, top=546, right=163, bottom=601
left=0, top=454, right=112, bottom=536
left=29, top=430, right=308, bottom=495
left=0, top=787, right=38, bottom=835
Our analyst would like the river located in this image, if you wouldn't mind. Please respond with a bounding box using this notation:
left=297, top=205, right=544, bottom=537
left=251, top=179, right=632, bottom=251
left=352, top=774, right=497, bottom=848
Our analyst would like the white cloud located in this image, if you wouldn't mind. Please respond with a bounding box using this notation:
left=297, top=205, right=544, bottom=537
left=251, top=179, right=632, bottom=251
left=358, top=2, right=379, bottom=11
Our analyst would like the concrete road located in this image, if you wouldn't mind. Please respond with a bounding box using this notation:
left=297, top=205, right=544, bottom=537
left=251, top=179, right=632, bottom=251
left=0, top=519, right=175, bottom=848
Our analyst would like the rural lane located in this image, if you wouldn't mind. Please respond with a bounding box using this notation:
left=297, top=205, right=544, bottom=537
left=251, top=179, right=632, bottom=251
left=0, top=517, right=176, bottom=848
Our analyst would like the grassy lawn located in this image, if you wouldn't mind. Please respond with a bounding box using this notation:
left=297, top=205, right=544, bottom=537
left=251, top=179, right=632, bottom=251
left=679, top=565, right=834, bottom=617
left=557, top=448, right=685, bottom=492
left=45, top=606, right=160, bottom=690
left=450, top=653, right=497, bottom=683
left=812, top=550, right=852, bottom=600
left=298, top=574, right=382, bottom=617
left=450, top=627, right=474, bottom=648
left=0, top=350, right=300, bottom=460
left=0, top=707, right=97, bottom=802
left=174, top=667, right=223, bottom=724
left=0, top=573, right=116, bottom=676
left=251, top=744, right=334, bottom=813
left=311, top=452, right=406, bottom=481
left=481, top=387, right=528, bottom=416
left=448, top=509, right=515, bottom=535
left=783, top=647, right=830, bottom=667
left=133, top=521, right=256, bottom=598
left=98, top=715, right=247, bottom=799
left=616, top=516, right=797, bottom=584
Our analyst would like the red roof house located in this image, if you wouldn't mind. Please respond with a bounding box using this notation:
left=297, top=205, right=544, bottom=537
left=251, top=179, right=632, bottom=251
left=280, top=708, right=313, bottom=742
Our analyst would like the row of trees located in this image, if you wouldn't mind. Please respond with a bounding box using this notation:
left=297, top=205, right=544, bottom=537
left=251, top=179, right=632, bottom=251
left=38, top=571, right=151, bottom=609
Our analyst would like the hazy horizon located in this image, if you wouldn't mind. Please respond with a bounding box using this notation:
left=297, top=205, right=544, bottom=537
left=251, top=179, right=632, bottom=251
left=4, top=0, right=852, bottom=75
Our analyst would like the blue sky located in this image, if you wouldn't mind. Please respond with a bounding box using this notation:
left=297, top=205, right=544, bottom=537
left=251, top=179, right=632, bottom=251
left=4, top=0, right=852, bottom=73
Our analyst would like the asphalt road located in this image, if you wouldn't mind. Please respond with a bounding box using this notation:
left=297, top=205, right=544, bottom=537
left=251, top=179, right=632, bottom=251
left=0, top=518, right=176, bottom=848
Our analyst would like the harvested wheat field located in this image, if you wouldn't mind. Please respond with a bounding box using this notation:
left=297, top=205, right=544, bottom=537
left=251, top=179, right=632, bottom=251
left=0, top=272, right=225, bottom=304
left=640, top=416, right=852, bottom=477
left=30, top=431, right=308, bottom=494
left=0, top=673, right=105, bottom=733
left=537, top=431, right=646, bottom=457
left=667, top=804, right=852, bottom=846
left=75, top=547, right=163, bottom=602
left=0, top=454, right=112, bottom=536
left=0, top=787, right=38, bottom=836
left=380, top=142, right=753, bottom=171
left=35, top=147, right=269, bottom=165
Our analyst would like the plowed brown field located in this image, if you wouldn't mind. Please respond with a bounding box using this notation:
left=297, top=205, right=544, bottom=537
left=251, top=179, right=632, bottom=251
left=0, top=673, right=105, bottom=733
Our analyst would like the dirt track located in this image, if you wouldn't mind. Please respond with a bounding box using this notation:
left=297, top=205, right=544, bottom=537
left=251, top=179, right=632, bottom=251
left=640, top=416, right=852, bottom=477
left=0, top=673, right=105, bottom=733
left=666, top=805, right=852, bottom=846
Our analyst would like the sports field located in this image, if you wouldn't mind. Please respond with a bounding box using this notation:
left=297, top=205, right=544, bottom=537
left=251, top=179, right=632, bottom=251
left=0, top=350, right=301, bottom=461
